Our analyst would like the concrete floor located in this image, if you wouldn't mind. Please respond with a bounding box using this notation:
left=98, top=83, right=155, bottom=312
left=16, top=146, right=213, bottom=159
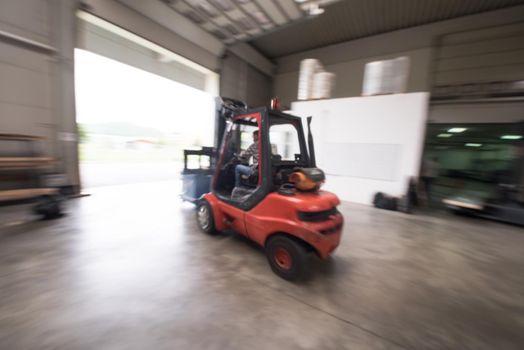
left=80, top=161, right=182, bottom=189
left=0, top=181, right=523, bottom=350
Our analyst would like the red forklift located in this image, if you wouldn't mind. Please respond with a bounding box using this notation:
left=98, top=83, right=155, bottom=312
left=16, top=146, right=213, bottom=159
left=192, top=97, right=343, bottom=281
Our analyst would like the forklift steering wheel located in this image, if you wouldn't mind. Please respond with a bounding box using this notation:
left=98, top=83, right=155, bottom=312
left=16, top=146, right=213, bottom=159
left=221, top=155, right=241, bottom=171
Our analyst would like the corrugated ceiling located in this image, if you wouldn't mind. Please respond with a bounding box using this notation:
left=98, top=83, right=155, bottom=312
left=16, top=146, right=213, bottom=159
left=249, top=0, right=524, bottom=58
left=159, top=0, right=309, bottom=44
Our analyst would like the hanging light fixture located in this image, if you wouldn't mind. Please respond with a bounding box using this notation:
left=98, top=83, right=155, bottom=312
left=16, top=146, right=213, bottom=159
left=307, top=3, right=325, bottom=15
left=294, top=0, right=331, bottom=17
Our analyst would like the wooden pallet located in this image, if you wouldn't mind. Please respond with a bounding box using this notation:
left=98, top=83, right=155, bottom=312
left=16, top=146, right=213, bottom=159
left=0, top=134, right=45, bottom=141
left=0, top=157, right=55, bottom=169
left=0, top=188, right=58, bottom=202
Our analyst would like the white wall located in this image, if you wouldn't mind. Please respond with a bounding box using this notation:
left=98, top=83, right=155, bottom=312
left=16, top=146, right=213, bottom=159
left=292, top=93, right=429, bottom=205
left=0, top=0, right=50, bottom=45
left=0, top=0, right=80, bottom=191
left=0, top=0, right=53, bottom=139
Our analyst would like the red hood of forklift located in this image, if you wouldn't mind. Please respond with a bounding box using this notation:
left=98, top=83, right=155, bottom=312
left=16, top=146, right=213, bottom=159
left=273, top=190, right=340, bottom=212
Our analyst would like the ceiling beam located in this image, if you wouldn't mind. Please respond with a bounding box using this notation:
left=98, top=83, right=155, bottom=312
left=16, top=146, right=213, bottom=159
left=201, top=1, right=248, bottom=38
left=254, top=0, right=287, bottom=25
left=230, top=0, right=267, bottom=34
left=277, top=0, right=303, bottom=20
left=244, top=0, right=278, bottom=27
left=270, top=0, right=291, bottom=22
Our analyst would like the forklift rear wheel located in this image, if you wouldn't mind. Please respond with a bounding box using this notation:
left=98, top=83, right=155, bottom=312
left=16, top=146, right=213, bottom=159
left=196, top=200, right=217, bottom=234
left=266, top=236, right=309, bottom=281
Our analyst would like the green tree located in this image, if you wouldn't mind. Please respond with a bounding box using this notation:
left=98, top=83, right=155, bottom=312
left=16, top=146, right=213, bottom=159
left=78, top=124, right=88, bottom=143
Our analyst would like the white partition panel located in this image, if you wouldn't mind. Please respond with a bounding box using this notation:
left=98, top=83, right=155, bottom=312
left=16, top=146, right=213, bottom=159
left=292, top=93, right=429, bottom=205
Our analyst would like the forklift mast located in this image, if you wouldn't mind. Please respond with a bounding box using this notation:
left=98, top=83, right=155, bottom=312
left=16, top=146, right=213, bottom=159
left=214, top=98, right=226, bottom=155
left=214, top=97, right=248, bottom=155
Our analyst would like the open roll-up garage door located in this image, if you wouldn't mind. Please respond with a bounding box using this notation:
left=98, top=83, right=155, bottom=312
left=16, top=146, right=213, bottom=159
left=77, top=11, right=218, bottom=94
left=75, top=11, right=219, bottom=189
left=430, top=21, right=524, bottom=124
left=433, top=21, right=524, bottom=87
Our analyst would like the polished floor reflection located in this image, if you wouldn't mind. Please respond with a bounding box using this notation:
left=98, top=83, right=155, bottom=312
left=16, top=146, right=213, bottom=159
left=0, top=181, right=523, bottom=349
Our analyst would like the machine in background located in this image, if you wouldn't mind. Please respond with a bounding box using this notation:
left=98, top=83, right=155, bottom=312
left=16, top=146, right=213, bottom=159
left=443, top=125, right=524, bottom=226
left=443, top=184, right=524, bottom=226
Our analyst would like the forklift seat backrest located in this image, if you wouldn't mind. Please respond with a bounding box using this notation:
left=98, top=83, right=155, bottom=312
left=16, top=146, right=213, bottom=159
left=271, top=154, right=282, bottom=162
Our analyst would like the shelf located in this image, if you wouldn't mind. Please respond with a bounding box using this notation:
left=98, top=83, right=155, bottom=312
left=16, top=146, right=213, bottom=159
left=0, top=157, right=55, bottom=169
left=0, top=134, right=58, bottom=208
left=0, top=188, right=58, bottom=202
left=0, top=133, right=45, bottom=141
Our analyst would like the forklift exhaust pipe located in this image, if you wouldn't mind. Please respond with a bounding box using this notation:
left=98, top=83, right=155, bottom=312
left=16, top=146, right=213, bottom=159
left=307, top=116, right=316, bottom=168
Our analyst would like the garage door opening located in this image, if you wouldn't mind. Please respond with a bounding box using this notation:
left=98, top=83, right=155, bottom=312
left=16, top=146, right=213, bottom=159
left=75, top=12, right=218, bottom=189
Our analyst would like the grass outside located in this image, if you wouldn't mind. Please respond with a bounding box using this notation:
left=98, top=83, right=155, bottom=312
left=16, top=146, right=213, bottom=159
left=79, top=143, right=188, bottom=163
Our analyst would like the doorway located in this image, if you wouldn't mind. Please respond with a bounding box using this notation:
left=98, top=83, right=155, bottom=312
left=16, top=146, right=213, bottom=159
left=75, top=12, right=218, bottom=189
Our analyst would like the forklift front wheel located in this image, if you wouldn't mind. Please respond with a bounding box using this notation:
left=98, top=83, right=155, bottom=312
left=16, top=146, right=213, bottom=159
left=196, top=200, right=217, bottom=234
left=266, top=236, right=309, bottom=281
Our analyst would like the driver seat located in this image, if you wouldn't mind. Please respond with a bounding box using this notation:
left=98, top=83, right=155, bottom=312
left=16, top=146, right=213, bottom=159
left=240, top=154, right=281, bottom=188
left=241, top=170, right=258, bottom=188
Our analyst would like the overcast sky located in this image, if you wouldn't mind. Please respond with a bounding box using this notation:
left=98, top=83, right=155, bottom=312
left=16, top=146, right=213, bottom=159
left=74, top=49, right=215, bottom=142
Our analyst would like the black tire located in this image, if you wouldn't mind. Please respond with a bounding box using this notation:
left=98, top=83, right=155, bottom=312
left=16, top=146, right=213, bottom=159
left=196, top=200, right=217, bottom=234
left=266, top=235, right=309, bottom=281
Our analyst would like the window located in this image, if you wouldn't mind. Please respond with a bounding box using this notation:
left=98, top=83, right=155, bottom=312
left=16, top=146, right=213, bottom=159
left=269, top=124, right=301, bottom=161
left=240, top=125, right=258, bottom=153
